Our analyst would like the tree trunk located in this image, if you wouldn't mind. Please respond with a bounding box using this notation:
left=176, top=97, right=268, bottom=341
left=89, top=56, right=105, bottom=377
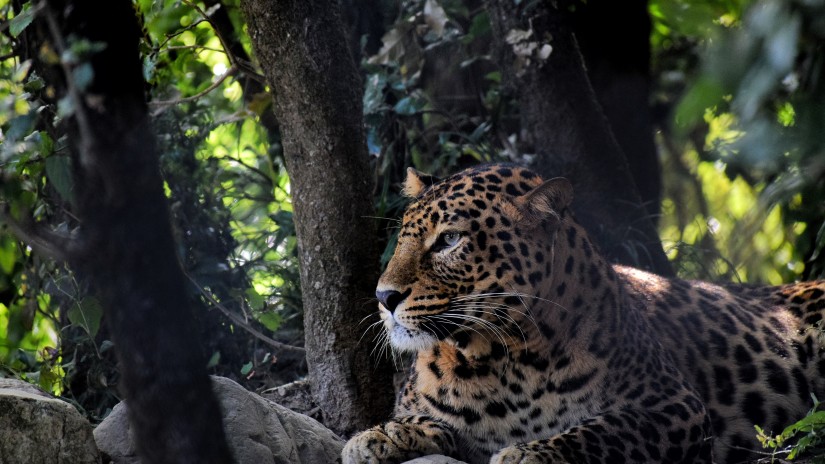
left=573, top=0, right=662, bottom=219
left=486, top=0, right=673, bottom=276
left=240, top=0, right=395, bottom=435
left=48, top=0, right=233, bottom=462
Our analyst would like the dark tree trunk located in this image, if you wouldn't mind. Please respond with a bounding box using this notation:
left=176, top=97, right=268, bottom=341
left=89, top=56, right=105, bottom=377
left=486, top=0, right=673, bottom=276
left=47, top=0, right=233, bottom=462
left=573, top=0, right=662, bottom=219
left=240, top=0, right=396, bottom=435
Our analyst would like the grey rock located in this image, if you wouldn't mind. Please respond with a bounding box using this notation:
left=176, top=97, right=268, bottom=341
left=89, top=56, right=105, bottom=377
left=94, top=376, right=345, bottom=464
left=0, top=379, right=100, bottom=464
left=403, top=455, right=468, bottom=464
left=92, top=402, right=138, bottom=464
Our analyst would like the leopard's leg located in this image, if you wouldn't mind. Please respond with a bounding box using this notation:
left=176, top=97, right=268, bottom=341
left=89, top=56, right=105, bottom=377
left=490, top=408, right=714, bottom=464
left=342, top=415, right=458, bottom=464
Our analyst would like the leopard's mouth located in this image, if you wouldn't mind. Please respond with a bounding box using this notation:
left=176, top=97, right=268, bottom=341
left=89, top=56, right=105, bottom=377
left=383, top=316, right=439, bottom=352
left=379, top=304, right=441, bottom=352
left=380, top=293, right=519, bottom=351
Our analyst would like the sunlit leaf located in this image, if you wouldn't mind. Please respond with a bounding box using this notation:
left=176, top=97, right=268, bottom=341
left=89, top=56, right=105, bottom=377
left=674, top=77, right=724, bottom=131
left=0, top=235, right=19, bottom=275
left=256, top=312, right=281, bottom=332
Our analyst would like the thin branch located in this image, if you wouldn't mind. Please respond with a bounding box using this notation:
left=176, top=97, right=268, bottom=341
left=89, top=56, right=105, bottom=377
left=228, top=155, right=274, bottom=186
left=183, top=0, right=267, bottom=85
left=157, top=18, right=209, bottom=50
left=149, top=64, right=238, bottom=108
left=0, top=204, right=71, bottom=262
left=42, top=1, right=94, bottom=169
left=184, top=271, right=306, bottom=355
left=180, top=0, right=235, bottom=66
left=165, top=44, right=227, bottom=54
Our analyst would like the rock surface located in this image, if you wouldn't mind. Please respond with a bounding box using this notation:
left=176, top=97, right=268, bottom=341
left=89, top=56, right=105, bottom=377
left=0, top=378, right=100, bottom=464
left=404, top=455, right=468, bottom=464
left=94, top=376, right=344, bottom=463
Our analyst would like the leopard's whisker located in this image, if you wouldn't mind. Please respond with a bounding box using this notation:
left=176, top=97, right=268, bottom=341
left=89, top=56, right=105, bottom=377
left=447, top=304, right=532, bottom=342
left=429, top=314, right=514, bottom=362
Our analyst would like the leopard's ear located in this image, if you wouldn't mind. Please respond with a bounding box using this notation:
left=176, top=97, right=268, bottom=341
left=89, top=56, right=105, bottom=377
left=403, top=167, right=440, bottom=198
left=514, top=178, right=573, bottom=227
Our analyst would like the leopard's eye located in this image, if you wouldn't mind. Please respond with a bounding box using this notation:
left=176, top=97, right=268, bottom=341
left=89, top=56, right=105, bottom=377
left=432, top=231, right=462, bottom=252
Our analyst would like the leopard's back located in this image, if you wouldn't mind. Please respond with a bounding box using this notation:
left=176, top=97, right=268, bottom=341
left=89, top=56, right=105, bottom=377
left=621, top=266, right=825, bottom=463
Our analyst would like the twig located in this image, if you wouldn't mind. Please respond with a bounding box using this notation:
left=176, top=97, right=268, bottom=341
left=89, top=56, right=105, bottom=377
left=156, top=18, right=209, bottom=50
left=0, top=203, right=71, bottom=262
left=149, top=64, right=238, bottom=108
left=184, top=272, right=306, bottom=355
left=227, top=156, right=274, bottom=187
left=180, top=0, right=235, bottom=66
left=41, top=1, right=94, bottom=170
left=165, top=44, right=227, bottom=54
left=177, top=0, right=266, bottom=83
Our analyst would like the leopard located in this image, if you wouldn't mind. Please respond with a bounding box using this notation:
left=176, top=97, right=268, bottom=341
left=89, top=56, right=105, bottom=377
left=342, top=163, right=825, bottom=464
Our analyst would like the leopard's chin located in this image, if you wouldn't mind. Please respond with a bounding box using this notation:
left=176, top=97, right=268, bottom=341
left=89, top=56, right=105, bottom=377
left=387, top=323, right=438, bottom=352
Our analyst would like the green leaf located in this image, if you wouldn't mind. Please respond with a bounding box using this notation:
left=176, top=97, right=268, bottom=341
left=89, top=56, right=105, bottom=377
left=240, top=361, right=253, bottom=375
left=38, top=365, right=60, bottom=393
left=467, top=11, right=491, bottom=40
left=256, top=311, right=281, bottom=332
left=5, top=113, right=36, bottom=142
left=45, top=155, right=74, bottom=204
left=72, top=63, right=95, bottom=91
left=206, top=351, right=221, bottom=369
left=68, top=297, right=103, bottom=338
left=674, top=77, right=724, bottom=131
left=12, top=60, right=33, bottom=82
left=57, top=96, right=75, bottom=118
left=245, top=287, right=265, bottom=311
left=99, top=340, right=114, bottom=353
left=0, top=235, right=18, bottom=275
left=24, top=73, right=45, bottom=92
left=10, top=3, right=36, bottom=38
left=393, top=96, right=424, bottom=116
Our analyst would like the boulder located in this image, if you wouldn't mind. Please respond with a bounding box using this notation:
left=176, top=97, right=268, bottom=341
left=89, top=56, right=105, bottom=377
left=0, top=378, right=100, bottom=464
left=94, top=376, right=344, bottom=463
left=404, top=455, right=468, bottom=464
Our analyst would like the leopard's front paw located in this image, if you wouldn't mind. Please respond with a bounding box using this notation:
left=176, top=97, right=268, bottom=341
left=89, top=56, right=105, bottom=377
left=342, top=429, right=404, bottom=464
left=490, top=445, right=547, bottom=464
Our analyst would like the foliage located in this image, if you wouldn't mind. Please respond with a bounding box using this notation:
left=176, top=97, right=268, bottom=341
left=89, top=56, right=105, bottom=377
left=363, top=0, right=516, bottom=263
left=756, top=393, right=825, bottom=461
left=1, top=0, right=301, bottom=420
left=654, top=0, right=825, bottom=282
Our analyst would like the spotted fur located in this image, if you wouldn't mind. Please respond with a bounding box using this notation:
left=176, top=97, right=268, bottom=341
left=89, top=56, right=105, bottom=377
left=342, top=164, right=825, bottom=464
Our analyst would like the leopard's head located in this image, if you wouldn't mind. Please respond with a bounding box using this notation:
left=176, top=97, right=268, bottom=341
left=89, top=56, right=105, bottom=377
left=377, top=164, right=573, bottom=352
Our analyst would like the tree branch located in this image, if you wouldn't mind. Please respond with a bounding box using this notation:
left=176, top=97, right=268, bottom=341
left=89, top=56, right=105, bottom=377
left=0, top=204, right=71, bottom=262
left=149, top=64, right=238, bottom=109
left=185, top=272, right=306, bottom=355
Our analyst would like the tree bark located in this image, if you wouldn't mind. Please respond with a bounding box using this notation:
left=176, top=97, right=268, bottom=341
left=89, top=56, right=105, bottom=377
left=486, top=0, right=673, bottom=276
left=47, top=0, right=233, bottom=462
left=573, top=0, right=662, bottom=219
left=240, top=0, right=396, bottom=435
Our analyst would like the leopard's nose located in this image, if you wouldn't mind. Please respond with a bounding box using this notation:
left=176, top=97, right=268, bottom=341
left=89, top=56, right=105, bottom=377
left=376, top=289, right=408, bottom=313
